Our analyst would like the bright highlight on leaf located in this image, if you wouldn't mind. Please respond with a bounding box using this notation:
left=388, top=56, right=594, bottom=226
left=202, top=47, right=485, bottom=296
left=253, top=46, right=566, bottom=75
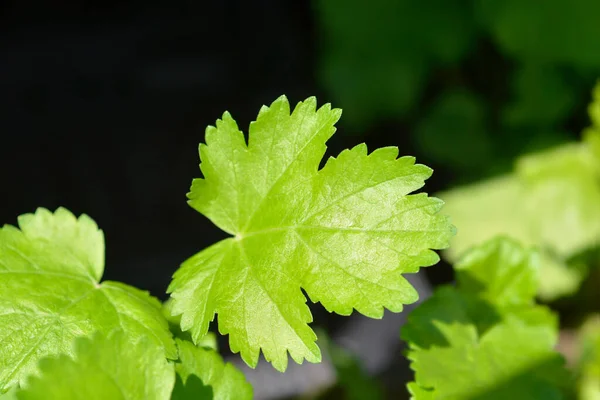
left=16, top=331, right=175, bottom=400
left=0, top=208, right=176, bottom=392
left=168, top=95, right=455, bottom=371
left=402, top=238, right=568, bottom=399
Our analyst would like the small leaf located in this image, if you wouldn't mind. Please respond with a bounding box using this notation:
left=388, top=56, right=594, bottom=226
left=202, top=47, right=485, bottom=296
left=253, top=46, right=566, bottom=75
left=402, top=239, right=568, bottom=399
left=502, top=63, right=576, bottom=128
left=439, top=137, right=600, bottom=300
left=17, top=207, right=105, bottom=281
left=576, top=315, right=600, bottom=400
left=478, top=0, right=600, bottom=66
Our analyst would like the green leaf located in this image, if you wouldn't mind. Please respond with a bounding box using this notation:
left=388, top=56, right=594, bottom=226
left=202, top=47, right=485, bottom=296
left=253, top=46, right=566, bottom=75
left=402, top=239, right=568, bottom=399
left=16, top=207, right=105, bottom=281
left=442, top=141, right=600, bottom=259
left=16, top=331, right=175, bottom=400
left=404, top=293, right=566, bottom=400
left=536, top=253, right=587, bottom=302
left=517, top=142, right=600, bottom=258
left=454, top=237, right=538, bottom=308
left=315, top=0, right=476, bottom=129
left=0, top=387, right=18, bottom=400
left=407, top=382, right=434, bottom=400
left=585, top=128, right=600, bottom=171
left=168, top=95, right=454, bottom=371
left=590, top=82, right=600, bottom=129
left=172, top=339, right=252, bottom=400
left=0, top=208, right=176, bottom=392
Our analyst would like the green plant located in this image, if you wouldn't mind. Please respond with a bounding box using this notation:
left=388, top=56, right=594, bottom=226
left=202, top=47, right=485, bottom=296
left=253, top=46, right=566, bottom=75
left=2, top=87, right=599, bottom=399
left=0, top=96, right=454, bottom=398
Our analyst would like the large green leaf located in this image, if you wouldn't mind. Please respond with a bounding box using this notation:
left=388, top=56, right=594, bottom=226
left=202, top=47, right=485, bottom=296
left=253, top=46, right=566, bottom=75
left=168, top=96, right=454, bottom=371
left=0, top=208, right=176, bottom=392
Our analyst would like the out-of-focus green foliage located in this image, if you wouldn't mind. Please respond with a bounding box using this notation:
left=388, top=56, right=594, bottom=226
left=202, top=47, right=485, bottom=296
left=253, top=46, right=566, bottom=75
left=402, top=238, right=569, bottom=399
left=315, top=0, right=600, bottom=180
left=438, top=83, right=600, bottom=301
left=502, top=63, right=577, bottom=129
left=476, top=0, right=600, bottom=66
left=576, top=315, right=600, bottom=400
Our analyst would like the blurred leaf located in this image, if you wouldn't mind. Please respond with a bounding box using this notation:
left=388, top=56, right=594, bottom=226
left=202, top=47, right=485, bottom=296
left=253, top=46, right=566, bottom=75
left=454, top=237, right=538, bottom=308
left=584, top=81, right=600, bottom=170
left=503, top=64, right=577, bottom=128
left=576, top=315, right=600, bottom=400
left=517, top=143, right=600, bottom=258
left=589, top=82, right=600, bottom=127
left=536, top=253, right=587, bottom=302
left=585, top=128, right=600, bottom=168
left=403, top=289, right=566, bottom=400
left=439, top=175, right=531, bottom=261
left=439, top=136, right=600, bottom=300
left=414, top=90, right=492, bottom=170
left=315, top=0, right=477, bottom=128
left=407, top=382, right=434, bottom=400
left=478, top=0, right=600, bottom=67
left=403, top=238, right=569, bottom=399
